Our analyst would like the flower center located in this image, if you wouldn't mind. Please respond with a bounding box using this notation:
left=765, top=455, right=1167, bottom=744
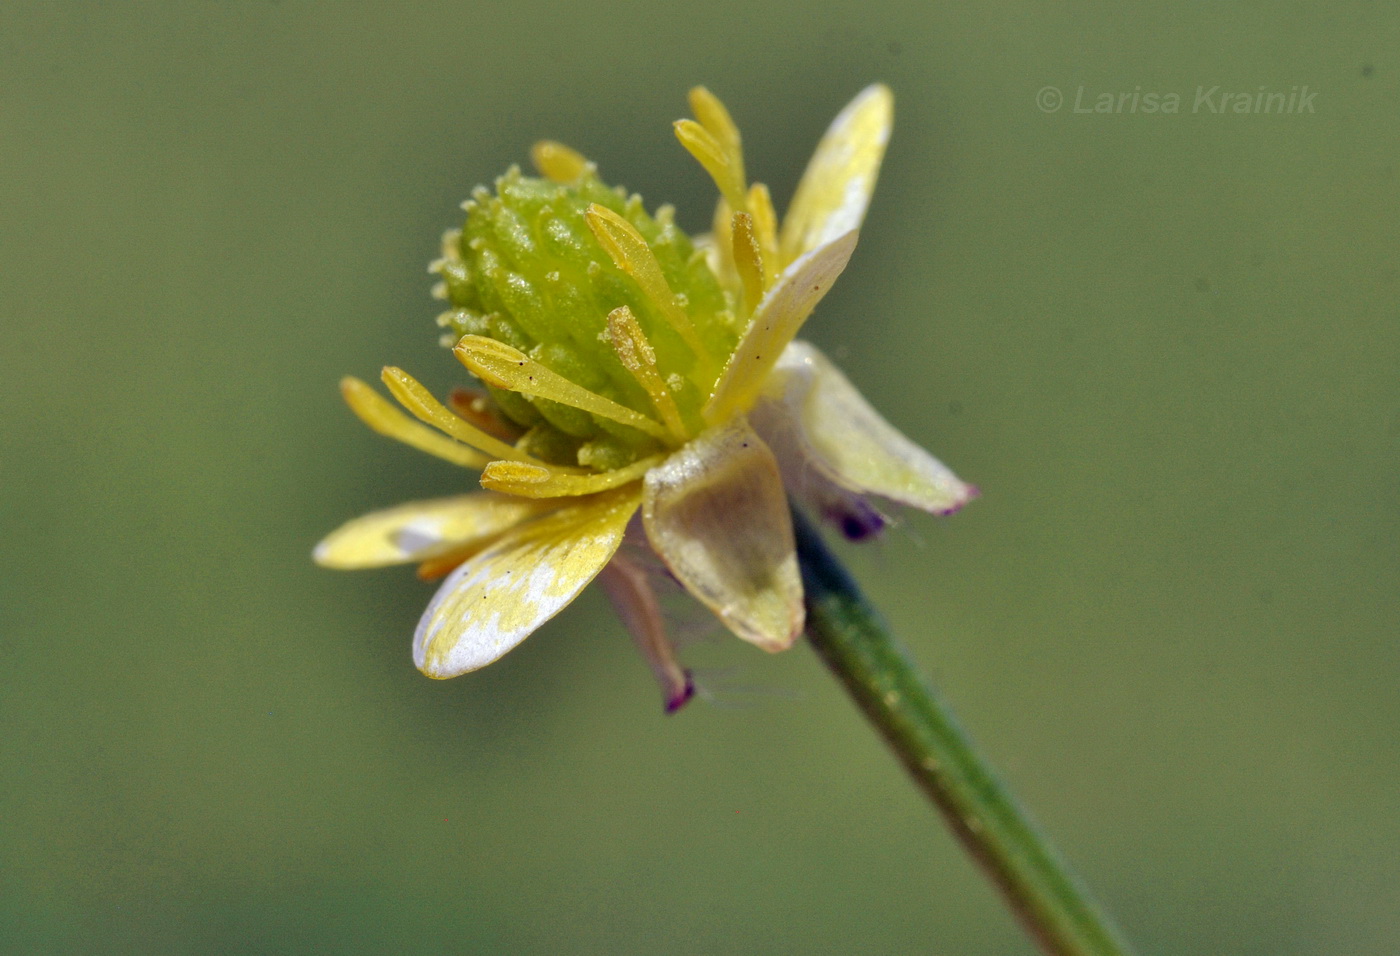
left=431, top=166, right=739, bottom=471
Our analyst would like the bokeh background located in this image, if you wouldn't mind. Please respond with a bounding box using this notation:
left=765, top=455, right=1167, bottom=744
left=4, top=2, right=1397, bottom=953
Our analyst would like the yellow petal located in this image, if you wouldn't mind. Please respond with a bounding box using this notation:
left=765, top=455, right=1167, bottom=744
left=779, top=84, right=892, bottom=267
left=413, top=488, right=641, bottom=678
left=704, top=229, right=858, bottom=424
left=314, top=493, right=558, bottom=569
left=767, top=341, right=977, bottom=515
left=642, top=418, right=802, bottom=651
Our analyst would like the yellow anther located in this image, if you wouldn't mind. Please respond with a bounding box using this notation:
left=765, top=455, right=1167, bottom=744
left=530, top=140, right=590, bottom=183
left=746, top=182, right=779, bottom=289
left=454, top=335, right=670, bottom=442
left=481, top=455, right=662, bottom=498
left=687, top=87, right=745, bottom=182
left=730, top=212, right=765, bottom=317
left=673, top=119, right=747, bottom=214
left=584, top=204, right=712, bottom=364
left=380, top=366, right=560, bottom=467
left=339, top=377, right=490, bottom=470
left=606, top=306, right=689, bottom=444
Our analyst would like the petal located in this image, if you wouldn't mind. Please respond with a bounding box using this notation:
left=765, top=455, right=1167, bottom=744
left=765, top=341, right=976, bottom=515
left=313, top=493, right=557, bottom=569
left=413, top=488, right=641, bottom=678
left=764, top=436, right=891, bottom=541
left=748, top=381, right=889, bottom=539
left=642, top=418, right=803, bottom=652
left=704, top=229, right=859, bottom=424
left=779, top=84, right=893, bottom=266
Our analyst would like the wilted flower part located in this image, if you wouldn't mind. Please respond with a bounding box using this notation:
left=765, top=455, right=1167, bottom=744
left=597, top=551, right=696, bottom=713
left=315, top=84, right=976, bottom=710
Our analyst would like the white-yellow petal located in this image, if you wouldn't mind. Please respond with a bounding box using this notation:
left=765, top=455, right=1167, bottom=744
left=642, top=418, right=802, bottom=651
left=748, top=408, right=892, bottom=541
left=766, top=341, right=976, bottom=515
left=704, top=229, right=858, bottom=424
left=413, top=488, right=641, bottom=678
left=779, top=84, right=892, bottom=266
left=314, top=493, right=559, bottom=570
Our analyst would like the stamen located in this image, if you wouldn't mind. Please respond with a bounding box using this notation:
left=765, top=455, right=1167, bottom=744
left=598, top=553, right=695, bottom=714
left=730, top=211, right=765, bottom=316
left=380, top=366, right=561, bottom=467
left=454, top=335, right=671, bottom=442
left=687, top=87, right=746, bottom=191
left=584, top=204, right=712, bottom=364
left=746, top=183, right=780, bottom=288
left=480, top=455, right=662, bottom=498
left=339, top=377, right=489, bottom=470
left=530, top=140, right=590, bottom=183
left=673, top=119, right=747, bottom=214
left=605, top=306, right=689, bottom=444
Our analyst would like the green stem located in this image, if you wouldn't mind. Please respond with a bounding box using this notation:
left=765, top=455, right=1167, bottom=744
left=793, top=508, right=1136, bottom=956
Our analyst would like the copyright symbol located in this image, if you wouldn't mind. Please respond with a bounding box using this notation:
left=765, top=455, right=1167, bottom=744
left=1036, top=86, right=1063, bottom=113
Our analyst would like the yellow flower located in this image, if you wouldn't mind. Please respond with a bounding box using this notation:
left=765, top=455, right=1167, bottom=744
left=315, top=85, right=976, bottom=710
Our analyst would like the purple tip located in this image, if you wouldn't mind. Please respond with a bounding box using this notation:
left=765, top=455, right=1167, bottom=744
left=935, top=485, right=981, bottom=517
left=664, top=671, right=697, bottom=714
left=828, top=502, right=887, bottom=541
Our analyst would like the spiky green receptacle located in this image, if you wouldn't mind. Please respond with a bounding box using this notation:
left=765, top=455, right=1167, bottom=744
left=432, top=167, right=738, bottom=472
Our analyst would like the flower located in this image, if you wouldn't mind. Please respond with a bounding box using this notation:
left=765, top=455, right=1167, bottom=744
left=315, top=85, right=976, bottom=711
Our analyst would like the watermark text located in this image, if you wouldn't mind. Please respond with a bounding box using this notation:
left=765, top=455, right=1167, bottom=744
left=1036, top=85, right=1317, bottom=115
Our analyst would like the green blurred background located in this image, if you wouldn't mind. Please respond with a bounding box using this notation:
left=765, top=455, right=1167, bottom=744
left=3, top=2, right=1397, bottom=953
